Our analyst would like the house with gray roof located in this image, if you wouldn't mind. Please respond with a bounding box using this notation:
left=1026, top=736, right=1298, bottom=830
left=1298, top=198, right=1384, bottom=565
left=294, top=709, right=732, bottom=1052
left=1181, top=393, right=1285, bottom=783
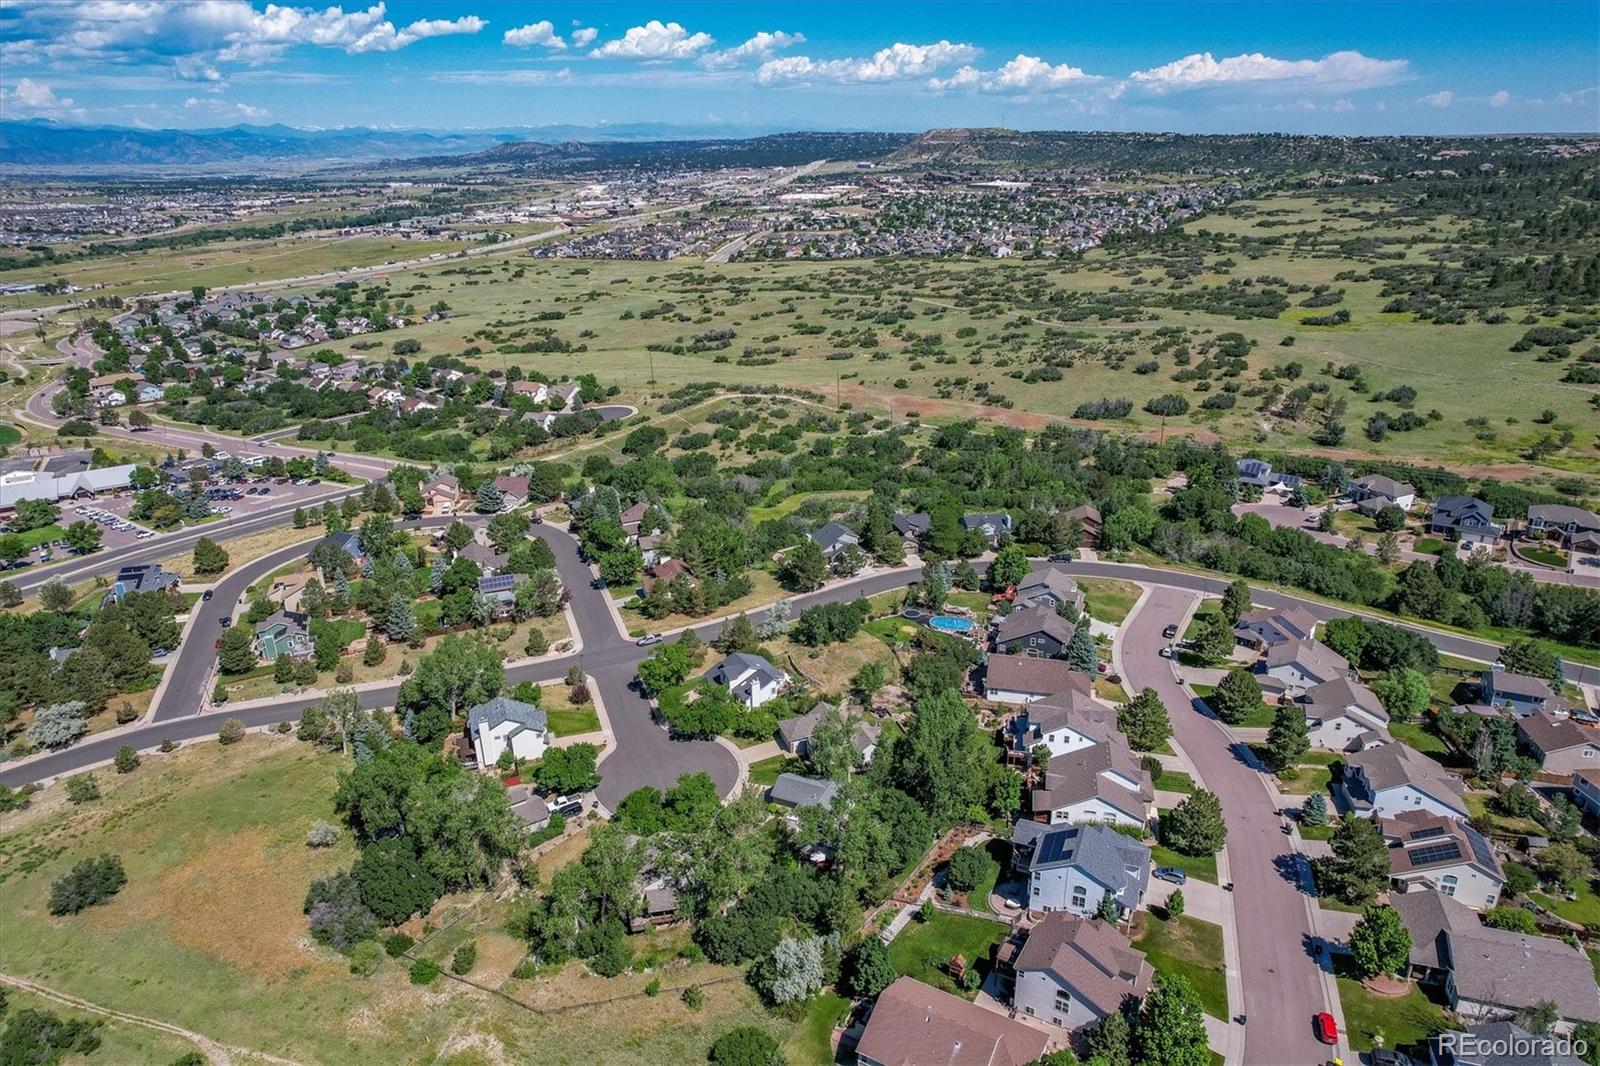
left=1235, top=457, right=1302, bottom=493
left=807, top=521, right=860, bottom=562
left=1392, top=889, right=1600, bottom=1030
left=995, top=605, right=1076, bottom=659
left=767, top=773, right=838, bottom=811
left=891, top=512, right=932, bottom=541
left=1344, top=743, right=1469, bottom=820
left=706, top=651, right=789, bottom=709
left=985, top=653, right=1092, bottom=705
left=1527, top=504, right=1600, bottom=546
left=1002, top=912, right=1154, bottom=1034
left=466, top=696, right=549, bottom=768
left=1348, top=473, right=1417, bottom=514
left=1302, top=676, right=1390, bottom=752
left=1234, top=604, right=1318, bottom=651
left=506, top=784, right=551, bottom=830
left=1011, top=820, right=1150, bottom=920
left=106, top=563, right=178, bottom=604
left=1029, top=736, right=1153, bottom=829
left=1514, top=709, right=1599, bottom=774
left=1483, top=669, right=1565, bottom=717
left=1429, top=496, right=1502, bottom=548
left=1262, top=637, right=1350, bottom=695
left=961, top=511, right=1014, bottom=544
left=1011, top=688, right=1120, bottom=761
left=1014, top=567, right=1084, bottom=615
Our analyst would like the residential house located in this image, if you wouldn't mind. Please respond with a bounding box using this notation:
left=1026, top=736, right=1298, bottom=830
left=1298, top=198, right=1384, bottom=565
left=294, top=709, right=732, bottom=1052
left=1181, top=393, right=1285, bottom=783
left=1014, top=567, right=1085, bottom=615
left=636, top=532, right=665, bottom=567
left=1011, top=819, right=1151, bottom=919
left=1344, top=743, right=1470, bottom=820
left=995, top=605, right=1076, bottom=659
left=1064, top=504, right=1103, bottom=548
left=505, top=784, right=551, bottom=831
left=855, top=977, right=1051, bottom=1066
left=1526, top=504, right=1600, bottom=547
left=425, top=474, right=465, bottom=515
left=106, top=563, right=178, bottom=604
left=1483, top=669, right=1565, bottom=716
left=466, top=696, right=549, bottom=768
left=1515, top=710, right=1600, bottom=774
left=1349, top=474, right=1417, bottom=514
left=1262, top=637, right=1350, bottom=695
left=549, top=382, right=582, bottom=410
left=1235, top=458, right=1303, bottom=493
left=266, top=570, right=314, bottom=614
left=1012, top=688, right=1120, bottom=760
left=775, top=700, right=837, bottom=756
left=642, top=558, right=696, bottom=594
left=891, top=512, right=931, bottom=543
left=1030, top=738, right=1153, bottom=829
left=253, top=609, right=312, bottom=662
left=961, top=511, right=1014, bottom=544
left=459, top=541, right=509, bottom=574
left=1234, top=604, right=1318, bottom=651
left=1302, top=676, right=1390, bottom=752
left=315, top=530, right=363, bottom=564
left=1392, top=889, right=1600, bottom=1031
left=1571, top=769, right=1600, bottom=817
left=492, top=475, right=530, bottom=510
left=985, top=654, right=1093, bottom=705
left=619, top=501, right=651, bottom=538
left=509, top=379, right=550, bottom=404
left=1429, top=496, right=1503, bottom=549
left=808, top=521, right=860, bottom=563
left=136, top=383, right=166, bottom=404
left=767, top=773, right=838, bottom=811
left=1002, top=913, right=1154, bottom=1034
left=1383, top=810, right=1503, bottom=910
left=706, top=651, right=789, bottom=709
left=477, top=574, right=518, bottom=618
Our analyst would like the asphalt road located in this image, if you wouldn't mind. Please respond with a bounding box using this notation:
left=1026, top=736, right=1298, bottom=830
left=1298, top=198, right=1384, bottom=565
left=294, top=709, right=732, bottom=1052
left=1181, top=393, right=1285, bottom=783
left=1123, top=586, right=1337, bottom=1066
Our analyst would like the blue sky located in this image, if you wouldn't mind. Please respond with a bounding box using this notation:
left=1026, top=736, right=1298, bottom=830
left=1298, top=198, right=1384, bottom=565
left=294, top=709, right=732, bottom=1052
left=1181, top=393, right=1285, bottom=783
left=1, top=1, right=1596, bottom=134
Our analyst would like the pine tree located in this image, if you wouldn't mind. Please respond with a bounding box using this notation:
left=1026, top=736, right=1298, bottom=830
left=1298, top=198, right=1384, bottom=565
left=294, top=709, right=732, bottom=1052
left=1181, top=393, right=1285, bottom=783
left=1116, top=688, right=1171, bottom=752
left=1265, top=702, right=1309, bottom=771
left=386, top=593, right=417, bottom=642
left=1067, top=623, right=1099, bottom=673
left=475, top=481, right=504, bottom=514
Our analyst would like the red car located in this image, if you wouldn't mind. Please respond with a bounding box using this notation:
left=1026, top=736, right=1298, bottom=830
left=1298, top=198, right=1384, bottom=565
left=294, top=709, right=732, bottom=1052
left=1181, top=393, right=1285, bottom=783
left=1313, top=1012, right=1339, bottom=1045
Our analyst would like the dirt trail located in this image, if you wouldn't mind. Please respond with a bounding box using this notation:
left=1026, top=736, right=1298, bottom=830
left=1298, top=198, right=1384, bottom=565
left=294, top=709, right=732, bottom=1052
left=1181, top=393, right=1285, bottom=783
left=0, top=971, right=306, bottom=1066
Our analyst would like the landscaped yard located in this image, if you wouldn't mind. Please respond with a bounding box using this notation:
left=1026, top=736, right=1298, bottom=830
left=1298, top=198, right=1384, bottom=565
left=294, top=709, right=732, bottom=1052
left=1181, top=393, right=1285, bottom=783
left=1334, top=962, right=1448, bottom=1054
left=1131, top=911, right=1229, bottom=1020
left=886, top=911, right=1009, bottom=999
left=1521, top=546, right=1569, bottom=568
left=786, top=990, right=850, bottom=1065
left=1531, top=874, right=1600, bottom=927
left=748, top=753, right=797, bottom=787
left=1149, top=841, right=1218, bottom=884
left=1388, top=720, right=1450, bottom=755
left=620, top=569, right=786, bottom=634
left=1077, top=578, right=1144, bottom=625
left=1153, top=769, right=1196, bottom=794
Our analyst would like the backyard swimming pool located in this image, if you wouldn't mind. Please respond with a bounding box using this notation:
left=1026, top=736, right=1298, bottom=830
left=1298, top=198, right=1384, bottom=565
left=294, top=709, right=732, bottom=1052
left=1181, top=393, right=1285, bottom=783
left=928, top=615, right=975, bottom=633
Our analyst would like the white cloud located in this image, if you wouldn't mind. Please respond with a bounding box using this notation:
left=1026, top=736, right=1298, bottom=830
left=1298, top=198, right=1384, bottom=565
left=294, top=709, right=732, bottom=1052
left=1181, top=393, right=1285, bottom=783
left=591, top=20, right=713, bottom=60
left=1489, top=89, right=1510, bottom=107
left=1, top=77, right=80, bottom=117
left=184, top=95, right=271, bottom=119
left=1129, top=49, right=1408, bottom=93
left=757, top=40, right=979, bottom=85
left=700, top=30, right=804, bottom=69
left=1332, top=97, right=1355, bottom=112
left=570, top=26, right=598, bottom=48
left=929, top=53, right=1093, bottom=93
left=3, top=1, right=487, bottom=69
left=504, top=21, right=564, bottom=49
left=1421, top=89, right=1454, bottom=108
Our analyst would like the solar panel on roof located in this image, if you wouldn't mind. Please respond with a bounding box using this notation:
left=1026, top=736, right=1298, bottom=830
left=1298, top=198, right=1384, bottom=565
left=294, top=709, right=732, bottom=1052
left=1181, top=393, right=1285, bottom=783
left=478, top=574, right=516, bottom=593
left=1406, top=842, right=1463, bottom=866
left=1463, top=826, right=1497, bottom=869
left=1409, top=826, right=1447, bottom=840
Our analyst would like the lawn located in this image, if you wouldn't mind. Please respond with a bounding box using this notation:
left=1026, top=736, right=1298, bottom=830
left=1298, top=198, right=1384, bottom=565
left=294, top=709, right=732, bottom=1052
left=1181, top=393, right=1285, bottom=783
left=886, top=911, right=1009, bottom=999
left=0, top=737, right=785, bottom=1066
left=1521, top=546, right=1569, bottom=568
left=1531, top=874, right=1600, bottom=927
left=1131, top=912, right=1229, bottom=1020
left=1388, top=721, right=1450, bottom=755
left=1334, top=963, right=1448, bottom=1055
left=619, top=569, right=786, bottom=634
left=962, top=838, right=1009, bottom=914
left=1153, top=769, right=1196, bottom=794
left=17, top=523, right=64, bottom=549
left=1077, top=578, right=1144, bottom=625
left=538, top=682, right=602, bottom=737
left=786, top=990, right=850, bottom=1066
left=748, top=753, right=797, bottom=788
left=1149, top=842, right=1218, bottom=884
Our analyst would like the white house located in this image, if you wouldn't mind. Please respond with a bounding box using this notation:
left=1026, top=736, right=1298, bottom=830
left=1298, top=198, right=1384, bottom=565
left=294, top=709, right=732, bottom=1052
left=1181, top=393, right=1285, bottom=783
left=1262, top=637, right=1350, bottom=696
left=1348, top=474, right=1416, bottom=514
left=1012, top=820, right=1150, bottom=920
left=1383, top=810, right=1503, bottom=911
left=467, top=697, right=550, bottom=768
left=706, top=651, right=789, bottom=709
left=1029, top=739, right=1153, bottom=829
left=1004, top=913, right=1154, bottom=1035
left=1302, top=676, right=1390, bottom=752
left=1344, top=743, right=1469, bottom=820
left=985, top=653, right=1093, bottom=705
left=1013, top=688, right=1119, bottom=759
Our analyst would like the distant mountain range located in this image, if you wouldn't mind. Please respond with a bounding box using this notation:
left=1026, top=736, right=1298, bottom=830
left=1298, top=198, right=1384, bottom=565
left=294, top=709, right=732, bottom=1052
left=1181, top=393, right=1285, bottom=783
left=0, top=120, right=838, bottom=169
left=381, top=131, right=916, bottom=174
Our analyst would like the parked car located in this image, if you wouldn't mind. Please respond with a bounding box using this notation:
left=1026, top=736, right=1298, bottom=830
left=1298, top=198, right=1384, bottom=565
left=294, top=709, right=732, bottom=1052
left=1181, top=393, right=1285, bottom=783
left=1162, top=623, right=1180, bottom=639
left=1153, top=866, right=1187, bottom=885
left=218, top=616, right=232, bottom=627
left=1369, top=1051, right=1413, bottom=1066
left=1313, top=1012, right=1338, bottom=1045
left=590, top=577, right=608, bottom=589
left=556, top=801, right=584, bottom=818
left=1158, top=646, right=1175, bottom=659
left=202, top=590, right=213, bottom=601
left=636, top=634, right=663, bottom=647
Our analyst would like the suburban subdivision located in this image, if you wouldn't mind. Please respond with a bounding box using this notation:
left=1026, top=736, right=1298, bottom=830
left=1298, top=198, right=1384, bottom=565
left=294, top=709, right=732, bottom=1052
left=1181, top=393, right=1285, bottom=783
left=0, top=6, right=1597, bottom=1066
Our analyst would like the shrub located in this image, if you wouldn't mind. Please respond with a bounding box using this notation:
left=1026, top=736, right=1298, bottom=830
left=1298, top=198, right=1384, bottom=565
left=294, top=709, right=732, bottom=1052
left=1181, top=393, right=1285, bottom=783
left=113, top=746, right=140, bottom=774
left=64, top=774, right=100, bottom=804
left=409, top=958, right=440, bottom=985
left=304, top=872, right=378, bottom=951
left=49, top=854, right=127, bottom=915
left=451, top=941, right=478, bottom=975
left=511, top=958, right=538, bottom=979
left=306, top=821, right=340, bottom=848
left=709, top=1027, right=781, bottom=1066
left=158, top=738, right=177, bottom=753
left=645, top=977, right=662, bottom=997
left=681, top=983, right=704, bottom=1009
left=217, top=718, right=245, bottom=745
left=945, top=846, right=992, bottom=895
left=384, top=932, right=415, bottom=957
left=348, top=940, right=383, bottom=977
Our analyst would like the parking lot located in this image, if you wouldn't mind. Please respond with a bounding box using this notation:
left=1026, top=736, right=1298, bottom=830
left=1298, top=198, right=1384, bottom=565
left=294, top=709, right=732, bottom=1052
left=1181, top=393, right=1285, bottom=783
left=68, top=498, right=158, bottom=549
left=155, top=473, right=349, bottom=520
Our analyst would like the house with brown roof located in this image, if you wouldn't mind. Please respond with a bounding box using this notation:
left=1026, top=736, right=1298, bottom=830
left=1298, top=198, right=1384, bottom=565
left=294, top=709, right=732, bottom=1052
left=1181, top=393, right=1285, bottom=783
left=994, top=605, right=1076, bottom=660
left=1514, top=710, right=1600, bottom=774
left=620, top=501, right=650, bottom=538
left=984, top=654, right=1093, bottom=705
left=425, top=473, right=465, bottom=515
left=855, top=977, right=1052, bottom=1066
left=1391, top=889, right=1600, bottom=1031
left=1234, top=604, right=1318, bottom=651
left=1002, top=913, right=1153, bottom=1034
left=1010, top=689, right=1119, bottom=761
left=1261, top=637, right=1350, bottom=695
left=1029, top=737, right=1152, bottom=829
left=641, top=557, right=696, bottom=594
left=492, top=475, right=530, bottom=510
left=1063, top=504, right=1102, bottom=548
left=1344, top=743, right=1469, bottom=821
left=1382, top=810, right=1503, bottom=910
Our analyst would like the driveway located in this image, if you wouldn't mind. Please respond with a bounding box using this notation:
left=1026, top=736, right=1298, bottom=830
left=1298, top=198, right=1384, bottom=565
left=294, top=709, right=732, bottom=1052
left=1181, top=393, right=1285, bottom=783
left=1121, top=586, right=1341, bottom=1066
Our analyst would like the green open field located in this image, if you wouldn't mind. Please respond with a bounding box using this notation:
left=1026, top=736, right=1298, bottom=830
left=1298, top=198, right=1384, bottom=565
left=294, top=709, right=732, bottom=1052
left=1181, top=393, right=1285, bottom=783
left=0, top=737, right=784, bottom=1065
